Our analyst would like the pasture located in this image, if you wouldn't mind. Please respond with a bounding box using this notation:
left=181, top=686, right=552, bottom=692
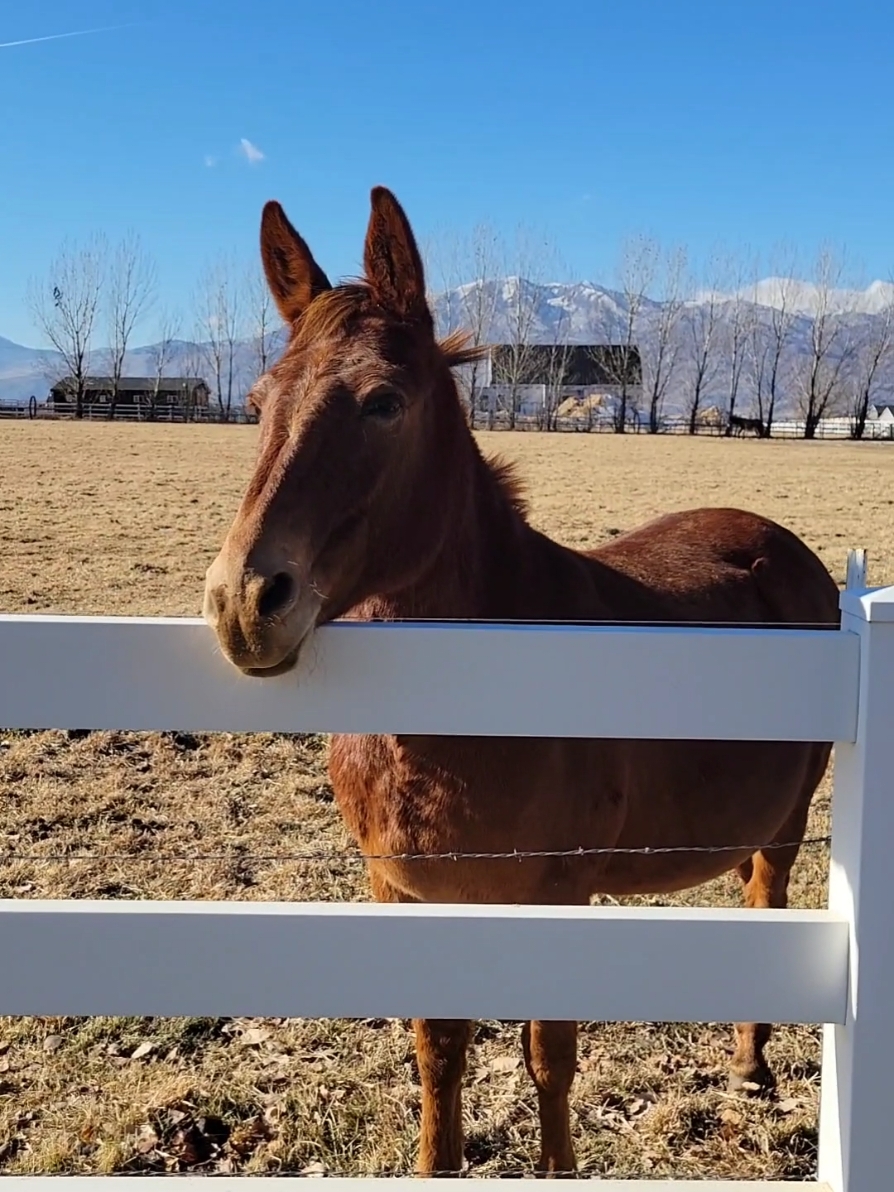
left=0, top=423, right=891, bottom=1180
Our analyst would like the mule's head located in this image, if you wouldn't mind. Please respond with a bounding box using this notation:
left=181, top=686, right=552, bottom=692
left=203, top=187, right=475, bottom=676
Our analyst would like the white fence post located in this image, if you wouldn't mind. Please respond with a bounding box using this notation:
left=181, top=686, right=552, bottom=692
left=819, top=584, right=894, bottom=1192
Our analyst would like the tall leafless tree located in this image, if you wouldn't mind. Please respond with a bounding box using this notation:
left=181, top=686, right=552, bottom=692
left=642, top=245, right=686, bottom=434
left=426, top=224, right=503, bottom=427
left=496, top=228, right=555, bottom=429
left=848, top=296, right=894, bottom=439
left=682, top=260, right=723, bottom=434
left=590, top=237, right=655, bottom=433
left=28, top=236, right=106, bottom=418
left=542, top=311, right=575, bottom=430
left=197, top=257, right=245, bottom=423
left=146, top=309, right=181, bottom=421
left=246, top=264, right=279, bottom=385
left=720, top=256, right=756, bottom=433
left=105, top=233, right=156, bottom=419
left=753, top=251, right=799, bottom=437
left=796, top=248, right=856, bottom=438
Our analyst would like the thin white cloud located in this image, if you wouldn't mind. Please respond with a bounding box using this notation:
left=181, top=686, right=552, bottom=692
left=204, top=154, right=218, bottom=168
left=0, top=24, right=137, bottom=50
left=239, top=138, right=265, bottom=165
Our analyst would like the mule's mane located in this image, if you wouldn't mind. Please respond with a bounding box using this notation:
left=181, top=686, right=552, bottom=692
left=293, top=282, right=487, bottom=370
left=487, top=456, right=529, bottom=517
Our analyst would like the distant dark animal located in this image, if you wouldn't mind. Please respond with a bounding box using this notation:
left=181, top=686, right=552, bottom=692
left=729, top=413, right=764, bottom=437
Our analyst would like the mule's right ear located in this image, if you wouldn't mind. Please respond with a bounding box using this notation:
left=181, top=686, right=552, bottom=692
left=260, top=201, right=331, bottom=323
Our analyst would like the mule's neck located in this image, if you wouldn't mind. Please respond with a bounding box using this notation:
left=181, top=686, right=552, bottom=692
left=362, top=416, right=610, bottom=624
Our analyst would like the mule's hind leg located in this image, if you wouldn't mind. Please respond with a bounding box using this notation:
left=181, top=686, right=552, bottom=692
left=729, top=833, right=802, bottom=1093
left=522, top=1020, right=578, bottom=1175
left=368, top=869, right=471, bottom=1175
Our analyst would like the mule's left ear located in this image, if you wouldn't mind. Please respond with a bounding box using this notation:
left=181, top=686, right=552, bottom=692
left=363, top=187, right=432, bottom=324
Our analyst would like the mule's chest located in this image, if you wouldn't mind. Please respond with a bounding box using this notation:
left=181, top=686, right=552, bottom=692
left=328, top=734, right=477, bottom=858
left=327, top=733, right=603, bottom=903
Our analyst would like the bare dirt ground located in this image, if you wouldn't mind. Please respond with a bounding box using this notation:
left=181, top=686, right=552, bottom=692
left=0, top=422, right=891, bottom=1179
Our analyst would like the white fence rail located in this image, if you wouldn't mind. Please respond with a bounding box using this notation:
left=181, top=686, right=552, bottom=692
left=1, top=578, right=893, bottom=1192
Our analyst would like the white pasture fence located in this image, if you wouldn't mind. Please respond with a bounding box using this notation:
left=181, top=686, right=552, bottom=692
left=0, top=560, right=891, bottom=1192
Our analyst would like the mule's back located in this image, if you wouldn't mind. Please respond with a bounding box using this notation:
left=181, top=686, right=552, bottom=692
left=588, top=506, right=839, bottom=628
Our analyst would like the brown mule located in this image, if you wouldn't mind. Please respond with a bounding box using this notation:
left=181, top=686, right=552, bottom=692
left=203, top=186, right=839, bottom=1176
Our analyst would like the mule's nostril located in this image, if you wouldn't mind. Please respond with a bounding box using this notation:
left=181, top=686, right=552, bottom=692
left=257, top=571, right=295, bottom=618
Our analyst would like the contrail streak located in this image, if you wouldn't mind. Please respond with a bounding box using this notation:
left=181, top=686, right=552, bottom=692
left=0, top=24, right=137, bottom=50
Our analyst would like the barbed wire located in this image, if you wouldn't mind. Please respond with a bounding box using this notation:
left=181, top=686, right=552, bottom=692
left=0, top=835, right=832, bottom=865
left=109, top=1168, right=642, bottom=1180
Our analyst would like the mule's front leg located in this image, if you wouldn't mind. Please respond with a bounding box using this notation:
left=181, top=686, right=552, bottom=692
left=522, top=1020, right=578, bottom=1175
left=414, top=1018, right=473, bottom=1175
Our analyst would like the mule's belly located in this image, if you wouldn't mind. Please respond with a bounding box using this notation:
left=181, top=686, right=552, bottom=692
left=329, top=734, right=829, bottom=903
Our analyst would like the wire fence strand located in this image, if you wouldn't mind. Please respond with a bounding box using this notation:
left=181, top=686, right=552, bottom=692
left=113, top=1168, right=628, bottom=1179
left=0, top=835, right=833, bottom=865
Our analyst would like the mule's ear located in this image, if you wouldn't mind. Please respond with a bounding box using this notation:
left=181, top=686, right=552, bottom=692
left=363, top=186, right=431, bottom=323
left=260, top=200, right=331, bottom=323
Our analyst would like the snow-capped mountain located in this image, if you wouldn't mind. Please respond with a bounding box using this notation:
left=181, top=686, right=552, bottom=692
left=1, top=277, right=891, bottom=412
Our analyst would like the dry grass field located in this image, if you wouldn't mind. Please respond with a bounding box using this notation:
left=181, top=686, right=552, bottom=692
left=0, top=422, right=892, bottom=1180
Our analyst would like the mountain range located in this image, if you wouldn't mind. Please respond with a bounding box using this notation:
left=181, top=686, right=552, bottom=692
left=2, top=277, right=892, bottom=412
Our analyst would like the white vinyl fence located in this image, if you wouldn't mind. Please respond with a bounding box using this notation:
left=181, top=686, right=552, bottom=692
left=0, top=559, right=892, bottom=1192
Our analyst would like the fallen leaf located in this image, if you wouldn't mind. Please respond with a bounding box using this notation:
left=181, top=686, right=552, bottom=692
left=627, top=1096, right=654, bottom=1117
left=490, top=1056, right=521, bottom=1073
left=42, top=1035, right=63, bottom=1053
left=778, top=1098, right=800, bottom=1114
left=228, top=1115, right=269, bottom=1157
left=170, top=1123, right=213, bottom=1167
left=131, top=1041, right=156, bottom=1060
left=135, top=1125, right=159, bottom=1155
left=239, top=1027, right=271, bottom=1047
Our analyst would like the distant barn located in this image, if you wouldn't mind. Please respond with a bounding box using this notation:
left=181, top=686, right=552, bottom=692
left=478, top=344, right=643, bottom=421
left=487, top=344, right=642, bottom=390
left=49, top=376, right=211, bottom=419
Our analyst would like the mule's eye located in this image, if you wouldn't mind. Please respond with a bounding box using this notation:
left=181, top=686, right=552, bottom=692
left=361, top=391, right=403, bottom=420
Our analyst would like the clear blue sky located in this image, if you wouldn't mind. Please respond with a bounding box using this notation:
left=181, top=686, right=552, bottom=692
left=2, top=0, right=893, bottom=346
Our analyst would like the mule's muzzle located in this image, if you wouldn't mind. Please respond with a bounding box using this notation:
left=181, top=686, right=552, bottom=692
left=203, top=553, right=321, bottom=677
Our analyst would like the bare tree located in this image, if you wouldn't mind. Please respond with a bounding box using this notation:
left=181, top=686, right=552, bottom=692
left=542, top=311, right=575, bottom=430
left=848, top=296, right=894, bottom=439
left=720, top=256, right=756, bottom=434
left=796, top=248, right=856, bottom=439
left=28, top=236, right=106, bottom=418
left=495, top=228, right=552, bottom=429
left=178, top=336, right=206, bottom=422
left=754, top=251, right=799, bottom=437
left=146, top=309, right=181, bottom=422
left=426, top=224, right=503, bottom=428
left=105, top=233, right=156, bottom=419
left=682, top=260, right=723, bottom=434
left=642, top=245, right=687, bottom=434
left=246, top=265, right=279, bottom=384
left=458, top=227, right=503, bottom=429
left=590, top=236, right=655, bottom=433
left=197, top=257, right=245, bottom=423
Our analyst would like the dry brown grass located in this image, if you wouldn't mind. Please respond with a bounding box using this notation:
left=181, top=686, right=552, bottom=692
left=0, top=422, right=892, bottom=1179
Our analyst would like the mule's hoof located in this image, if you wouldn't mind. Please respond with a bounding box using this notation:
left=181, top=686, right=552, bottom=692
left=727, top=1067, right=775, bottom=1097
